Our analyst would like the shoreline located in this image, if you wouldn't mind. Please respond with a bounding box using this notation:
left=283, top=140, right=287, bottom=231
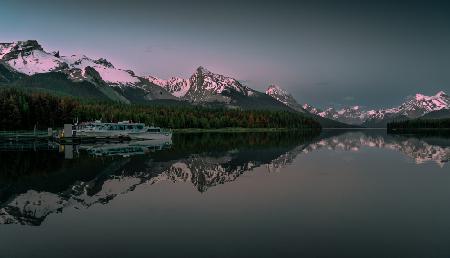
left=172, top=127, right=319, bottom=133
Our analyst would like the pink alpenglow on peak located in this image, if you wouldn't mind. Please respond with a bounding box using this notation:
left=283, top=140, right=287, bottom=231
left=436, top=91, right=447, bottom=97
left=145, top=75, right=191, bottom=98
left=264, top=84, right=307, bottom=113
left=415, top=93, right=427, bottom=101
left=0, top=40, right=140, bottom=86
left=305, top=90, right=449, bottom=125
left=265, top=84, right=288, bottom=96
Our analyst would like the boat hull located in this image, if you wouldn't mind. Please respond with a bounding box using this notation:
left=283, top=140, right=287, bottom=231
left=75, top=131, right=172, bottom=140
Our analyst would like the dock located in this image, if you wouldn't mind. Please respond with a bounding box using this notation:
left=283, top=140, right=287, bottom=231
left=0, top=130, right=49, bottom=141
left=0, top=129, right=132, bottom=144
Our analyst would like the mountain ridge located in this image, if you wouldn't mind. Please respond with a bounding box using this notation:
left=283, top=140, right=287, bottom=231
left=1, top=40, right=297, bottom=112
left=303, top=91, right=449, bottom=127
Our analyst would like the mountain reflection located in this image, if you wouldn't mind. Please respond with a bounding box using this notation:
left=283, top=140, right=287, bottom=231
left=307, top=130, right=450, bottom=167
left=0, top=130, right=448, bottom=226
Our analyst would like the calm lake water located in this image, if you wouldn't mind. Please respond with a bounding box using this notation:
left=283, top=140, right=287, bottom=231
left=0, top=130, right=449, bottom=258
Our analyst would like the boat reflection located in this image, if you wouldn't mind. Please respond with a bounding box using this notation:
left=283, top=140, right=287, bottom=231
left=80, top=139, right=172, bottom=157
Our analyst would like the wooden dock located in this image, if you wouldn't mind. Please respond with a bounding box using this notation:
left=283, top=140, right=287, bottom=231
left=0, top=130, right=49, bottom=141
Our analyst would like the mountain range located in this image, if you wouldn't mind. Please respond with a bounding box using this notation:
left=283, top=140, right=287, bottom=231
left=0, top=40, right=291, bottom=111
left=1, top=40, right=448, bottom=127
left=301, top=91, right=449, bottom=127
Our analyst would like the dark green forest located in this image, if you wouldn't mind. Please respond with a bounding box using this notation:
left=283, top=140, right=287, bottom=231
left=387, top=118, right=450, bottom=133
left=0, top=88, right=321, bottom=131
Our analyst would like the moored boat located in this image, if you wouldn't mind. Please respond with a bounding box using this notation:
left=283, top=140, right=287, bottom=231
left=73, top=121, right=172, bottom=140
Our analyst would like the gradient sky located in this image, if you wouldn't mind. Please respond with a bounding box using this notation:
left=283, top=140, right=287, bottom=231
left=1, top=0, right=449, bottom=108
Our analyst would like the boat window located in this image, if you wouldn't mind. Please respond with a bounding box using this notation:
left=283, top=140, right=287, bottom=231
left=137, top=125, right=144, bottom=130
left=147, top=128, right=160, bottom=132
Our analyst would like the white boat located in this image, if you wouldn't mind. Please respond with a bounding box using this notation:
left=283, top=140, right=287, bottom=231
left=73, top=121, right=172, bottom=140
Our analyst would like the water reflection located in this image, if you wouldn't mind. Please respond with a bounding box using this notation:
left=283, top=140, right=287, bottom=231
left=309, top=130, right=450, bottom=167
left=0, top=130, right=448, bottom=226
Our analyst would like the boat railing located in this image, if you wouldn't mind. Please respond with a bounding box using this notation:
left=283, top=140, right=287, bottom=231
left=0, top=130, right=49, bottom=139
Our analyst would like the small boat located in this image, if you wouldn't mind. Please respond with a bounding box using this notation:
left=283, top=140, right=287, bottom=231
left=73, top=121, right=172, bottom=140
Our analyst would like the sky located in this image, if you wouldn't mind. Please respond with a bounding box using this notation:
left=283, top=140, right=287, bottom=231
left=1, top=0, right=449, bottom=109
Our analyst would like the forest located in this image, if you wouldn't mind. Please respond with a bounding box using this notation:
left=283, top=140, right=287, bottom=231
left=387, top=118, right=450, bottom=133
left=0, top=88, right=321, bottom=131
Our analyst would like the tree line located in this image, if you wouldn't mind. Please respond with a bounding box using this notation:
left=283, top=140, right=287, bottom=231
left=387, top=118, right=450, bottom=132
left=0, top=88, right=321, bottom=131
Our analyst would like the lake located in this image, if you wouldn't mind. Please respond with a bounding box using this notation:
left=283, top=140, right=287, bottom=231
left=0, top=130, right=449, bottom=258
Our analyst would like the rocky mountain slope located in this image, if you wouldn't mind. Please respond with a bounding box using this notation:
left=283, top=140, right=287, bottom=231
left=146, top=66, right=294, bottom=111
left=265, top=84, right=358, bottom=127
left=1, top=40, right=299, bottom=111
left=265, top=84, right=306, bottom=112
left=0, top=40, right=177, bottom=103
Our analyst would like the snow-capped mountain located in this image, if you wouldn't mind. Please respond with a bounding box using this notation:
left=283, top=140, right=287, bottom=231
left=147, top=66, right=256, bottom=103
left=304, top=91, right=449, bottom=126
left=185, top=66, right=255, bottom=103
left=363, top=91, right=449, bottom=124
left=1, top=40, right=139, bottom=85
left=145, top=75, right=190, bottom=98
left=265, top=84, right=305, bottom=112
left=0, top=40, right=175, bottom=103
left=304, top=105, right=370, bottom=125
left=2, top=40, right=281, bottom=108
left=264, top=85, right=354, bottom=127
left=146, top=66, right=293, bottom=110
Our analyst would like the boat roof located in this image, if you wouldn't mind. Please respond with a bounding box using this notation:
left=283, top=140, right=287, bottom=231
left=83, top=121, right=145, bottom=125
left=80, top=121, right=160, bottom=128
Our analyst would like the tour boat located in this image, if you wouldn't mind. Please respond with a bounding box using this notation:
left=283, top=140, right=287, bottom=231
left=73, top=121, right=172, bottom=140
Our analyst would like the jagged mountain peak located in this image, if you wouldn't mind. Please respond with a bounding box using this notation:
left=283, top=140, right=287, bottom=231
left=412, top=90, right=448, bottom=102
left=0, top=40, right=44, bottom=60
left=93, top=58, right=114, bottom=68
left=265, top=84, right=306, bottom=113
left=266, top=84, right=288, bottom=96
left=265, top=84, right=293, bottom=104
left=185, top=66, right=252, bottom=102
left=0, top=39, right=140, bottom=85
left=436, top=91, right=447, bottom=97
left=145, top=75, right=190, bottom=98
left=195, top=66, right=211, bottom=74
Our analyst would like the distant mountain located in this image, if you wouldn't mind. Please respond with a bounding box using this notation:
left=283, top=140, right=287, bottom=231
left=265, top=85, right=357, bottom=128
left=304, top=105, right=369, bottom=125
left=304, top=91, right=449, bottom=127
left=362, top=91, right=449, bottom=127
